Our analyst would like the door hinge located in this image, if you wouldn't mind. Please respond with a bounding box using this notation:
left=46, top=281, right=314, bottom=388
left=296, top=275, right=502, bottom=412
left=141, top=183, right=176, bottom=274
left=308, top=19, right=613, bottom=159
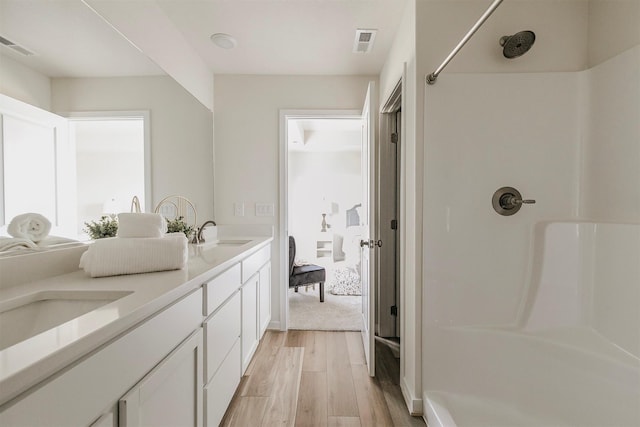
left=390, top=305, right=398, bottom=316
left=391, top=132, right=398, bottom=144
left=391, top=219, right=398, bottom=230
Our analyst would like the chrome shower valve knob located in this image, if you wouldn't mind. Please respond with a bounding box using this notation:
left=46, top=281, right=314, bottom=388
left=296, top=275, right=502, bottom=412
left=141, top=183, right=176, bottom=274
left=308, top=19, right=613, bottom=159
left=492, top=187, right=536, bottom=216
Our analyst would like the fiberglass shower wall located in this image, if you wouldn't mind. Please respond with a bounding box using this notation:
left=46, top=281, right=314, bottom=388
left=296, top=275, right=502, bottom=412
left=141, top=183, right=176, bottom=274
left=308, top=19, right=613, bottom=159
left=419, top=7, right=639, bottom=427
left=422, top=72, right=581, bottom=327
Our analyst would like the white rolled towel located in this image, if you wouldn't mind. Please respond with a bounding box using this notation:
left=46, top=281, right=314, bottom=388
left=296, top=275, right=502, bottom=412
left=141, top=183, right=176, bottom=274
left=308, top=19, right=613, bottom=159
left=79, top=233, right=187, bottom=278
left=7, top=213, right=51, bottom=242
left=117, top=213, right=168, bottom=238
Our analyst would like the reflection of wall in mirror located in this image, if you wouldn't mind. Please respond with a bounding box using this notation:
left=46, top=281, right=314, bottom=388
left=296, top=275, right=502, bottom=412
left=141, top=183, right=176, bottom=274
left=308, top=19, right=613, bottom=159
left=0, top=93, right=76, bottom=238
left=73, top=118, right=146, bottom=236
left=52, top=76, right=214, bottom=222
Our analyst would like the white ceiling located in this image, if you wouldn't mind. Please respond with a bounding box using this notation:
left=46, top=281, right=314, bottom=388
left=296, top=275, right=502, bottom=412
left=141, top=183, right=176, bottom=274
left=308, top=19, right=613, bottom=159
left=0, top=0, right=408, bottom=78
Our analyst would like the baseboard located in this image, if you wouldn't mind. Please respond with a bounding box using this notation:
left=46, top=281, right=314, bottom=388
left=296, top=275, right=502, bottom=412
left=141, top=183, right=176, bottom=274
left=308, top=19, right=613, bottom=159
left=400, top=376, right=424, bottom=416
left=268, top=320, right=282, bottom=331
left=423, top=391, right=456, bottom=427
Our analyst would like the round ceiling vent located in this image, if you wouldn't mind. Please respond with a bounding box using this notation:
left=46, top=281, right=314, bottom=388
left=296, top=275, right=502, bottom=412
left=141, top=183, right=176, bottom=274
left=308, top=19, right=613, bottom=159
left=210, top=33, right=237, bottom=49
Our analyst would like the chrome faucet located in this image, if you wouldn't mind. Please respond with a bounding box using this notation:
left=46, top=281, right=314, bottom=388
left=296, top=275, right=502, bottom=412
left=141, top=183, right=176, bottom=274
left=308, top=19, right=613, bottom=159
left=196, top=220, right=217, bottom=243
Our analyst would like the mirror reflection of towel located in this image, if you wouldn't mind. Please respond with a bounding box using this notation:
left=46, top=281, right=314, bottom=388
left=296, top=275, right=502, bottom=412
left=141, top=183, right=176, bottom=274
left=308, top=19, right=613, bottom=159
left=0, top=237, right=38, bottom=252
left=7, top=213, right=51, bottom=242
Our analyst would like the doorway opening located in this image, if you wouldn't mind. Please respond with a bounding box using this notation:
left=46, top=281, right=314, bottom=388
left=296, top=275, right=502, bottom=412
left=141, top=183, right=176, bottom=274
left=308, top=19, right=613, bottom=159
left=286, top=115, right=364, bottom=331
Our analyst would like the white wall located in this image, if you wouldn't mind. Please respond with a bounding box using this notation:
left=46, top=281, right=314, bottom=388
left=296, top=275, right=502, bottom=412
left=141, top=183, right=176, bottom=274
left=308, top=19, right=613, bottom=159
left=51, top=76, right=214, bottom=221
left=0, top=53, right=51, bottom=111
left=288, top=150, right=361, bottom=262
left=423, top=72, right=581, bottom=327
left=213, top=74, right=374, bottom=330
left=75, top=120, right=145, bottom=234
left=379, top=0, right=414, bottom=103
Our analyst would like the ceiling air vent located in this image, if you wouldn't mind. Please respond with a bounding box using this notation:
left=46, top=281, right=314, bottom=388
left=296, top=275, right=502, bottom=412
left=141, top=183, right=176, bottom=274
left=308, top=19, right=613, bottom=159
left=0, top=35, right=34, bottom=56
left=353, top=29, right=377, bottom=54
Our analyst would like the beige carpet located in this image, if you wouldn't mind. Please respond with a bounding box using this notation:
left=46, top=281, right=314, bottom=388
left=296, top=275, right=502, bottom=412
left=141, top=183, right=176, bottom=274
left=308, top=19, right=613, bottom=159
left=288, top=287, right=362, bottom=331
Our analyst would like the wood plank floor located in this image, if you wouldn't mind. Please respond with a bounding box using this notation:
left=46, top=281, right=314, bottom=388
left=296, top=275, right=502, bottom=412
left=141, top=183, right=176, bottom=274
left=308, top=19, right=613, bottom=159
left=221, top=331, right=425, bottom=427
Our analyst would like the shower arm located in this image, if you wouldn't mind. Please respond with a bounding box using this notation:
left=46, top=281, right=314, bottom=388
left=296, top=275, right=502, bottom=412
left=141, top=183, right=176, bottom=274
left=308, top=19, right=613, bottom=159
left=426, top=0, right=504, bottom=85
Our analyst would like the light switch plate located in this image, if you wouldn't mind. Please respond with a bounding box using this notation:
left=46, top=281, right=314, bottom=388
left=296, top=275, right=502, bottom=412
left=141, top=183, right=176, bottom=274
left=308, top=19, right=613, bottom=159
left=255, top=203, right=274, bottom=217
left=234, top=202, right=245, bottom=217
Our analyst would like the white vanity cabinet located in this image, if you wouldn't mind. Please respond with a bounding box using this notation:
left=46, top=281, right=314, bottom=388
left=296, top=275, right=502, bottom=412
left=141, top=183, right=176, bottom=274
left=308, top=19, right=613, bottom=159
left=200, top=243, right=272, bottom=425
left=0, top=239, right=273, bottom=427
left=0, top=289, right=203, bottom=427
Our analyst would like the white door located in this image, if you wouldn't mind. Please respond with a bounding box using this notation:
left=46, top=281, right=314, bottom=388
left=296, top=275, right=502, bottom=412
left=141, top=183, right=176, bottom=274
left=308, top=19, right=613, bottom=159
left=360, top=81, right=377, bottom=376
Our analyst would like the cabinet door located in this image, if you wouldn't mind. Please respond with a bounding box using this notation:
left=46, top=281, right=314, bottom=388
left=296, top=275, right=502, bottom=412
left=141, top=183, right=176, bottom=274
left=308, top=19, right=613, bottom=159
left=119, top=329, right=203, bottom=427
left=258, top=262, right=271, bottom=338
left=204, top=339, right=241, bottom=427
left=241, top=275, right=259, bottom=373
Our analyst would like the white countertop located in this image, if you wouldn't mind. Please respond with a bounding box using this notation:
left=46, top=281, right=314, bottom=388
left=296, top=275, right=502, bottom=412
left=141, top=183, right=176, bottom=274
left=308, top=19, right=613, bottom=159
left=0, top=236, right=272, bottom=406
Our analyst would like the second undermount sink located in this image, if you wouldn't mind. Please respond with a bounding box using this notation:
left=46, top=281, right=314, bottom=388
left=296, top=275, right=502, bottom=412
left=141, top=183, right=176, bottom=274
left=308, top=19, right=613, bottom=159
left=196, top=239, right=251, bottom=248
left=216, top=239, right=251, bottom=246
left=0, top=290, right=132, bottom=351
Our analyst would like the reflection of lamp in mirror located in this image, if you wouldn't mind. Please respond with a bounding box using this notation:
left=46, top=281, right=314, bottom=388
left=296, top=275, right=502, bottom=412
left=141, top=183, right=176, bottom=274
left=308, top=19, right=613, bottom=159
left=320, top=198, right=332, bottom=232
left=321, top=213, right=328, bottom=232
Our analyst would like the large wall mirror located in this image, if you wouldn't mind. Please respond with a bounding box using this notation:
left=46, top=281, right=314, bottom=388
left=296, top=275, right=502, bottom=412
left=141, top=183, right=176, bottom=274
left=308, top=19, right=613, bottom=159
left=0, top=0, right=161, bottom=247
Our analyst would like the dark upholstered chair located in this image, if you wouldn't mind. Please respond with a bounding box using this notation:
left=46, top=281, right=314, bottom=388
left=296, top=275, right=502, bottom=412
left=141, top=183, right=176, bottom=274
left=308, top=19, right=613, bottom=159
left=289, top=236, right=326, bottom=302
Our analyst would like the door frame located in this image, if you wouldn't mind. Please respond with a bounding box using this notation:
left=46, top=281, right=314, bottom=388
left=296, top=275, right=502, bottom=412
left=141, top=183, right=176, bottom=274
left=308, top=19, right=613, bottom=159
left=278, top=109, right=361, bottom=331
left=377, top=79, right=402, bottom=339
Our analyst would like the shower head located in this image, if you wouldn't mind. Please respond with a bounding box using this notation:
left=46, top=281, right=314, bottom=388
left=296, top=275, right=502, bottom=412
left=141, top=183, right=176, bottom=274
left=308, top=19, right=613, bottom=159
left=499, top=30, right=535, bottom=58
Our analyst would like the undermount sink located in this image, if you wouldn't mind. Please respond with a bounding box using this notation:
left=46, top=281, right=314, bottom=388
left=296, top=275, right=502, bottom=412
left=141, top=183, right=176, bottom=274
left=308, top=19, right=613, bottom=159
left=0, top=290, right=132, bottom=351
left=196, top=239, right=251, bottom=248
left=217, top=239, right=251, bottom=246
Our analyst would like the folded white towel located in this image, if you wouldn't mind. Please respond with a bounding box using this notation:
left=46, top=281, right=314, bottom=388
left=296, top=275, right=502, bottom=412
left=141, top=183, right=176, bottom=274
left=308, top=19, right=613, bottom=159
left=117, top=213, right=168, bottom=238
left=7, top=213, right=51, bottom=242
left=79, top=233, right=187, bottom=278
left=0, top=236, right=39, bottom=252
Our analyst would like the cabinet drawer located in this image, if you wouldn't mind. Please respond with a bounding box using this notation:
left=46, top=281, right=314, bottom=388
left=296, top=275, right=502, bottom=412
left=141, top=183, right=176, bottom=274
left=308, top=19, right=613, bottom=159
left=204, top=339, right=241, bottom=427
left=241, top=245, right=270, bottom=283
left=203, top=264, right=241, bottom=316
left=204, top=291, right=240, bottom=383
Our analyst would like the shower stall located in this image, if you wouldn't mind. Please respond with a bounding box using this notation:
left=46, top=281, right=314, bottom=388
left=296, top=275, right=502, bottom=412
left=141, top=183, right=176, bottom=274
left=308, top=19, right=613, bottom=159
left=420, top=1, right=640, bottom=425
